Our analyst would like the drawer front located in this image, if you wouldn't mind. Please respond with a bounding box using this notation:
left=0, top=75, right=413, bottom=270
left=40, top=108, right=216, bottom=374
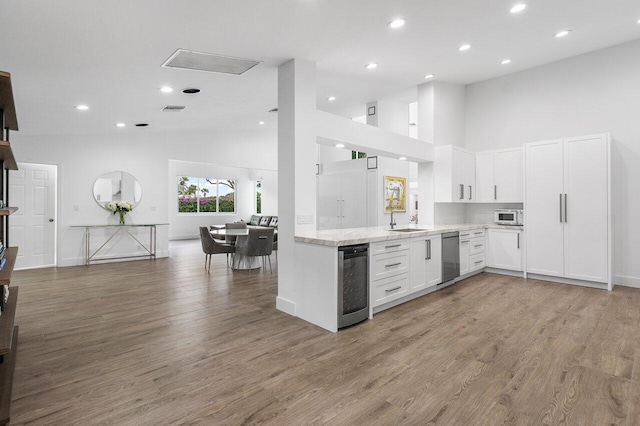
left=470, top=237, right=486, bottom=255
left=470, top=229, right=485, bottom=238
left=370, top=239, right=409, bottom=255
left=470, top=252, right=485, bottom=271
left=372, top=274, right=409, bottom=307
left=371, top=251, right=410, bottom=281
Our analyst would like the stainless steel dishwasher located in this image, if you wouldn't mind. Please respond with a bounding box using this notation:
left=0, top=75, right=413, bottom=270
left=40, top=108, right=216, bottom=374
left=441, top=231, right=460, bottom=284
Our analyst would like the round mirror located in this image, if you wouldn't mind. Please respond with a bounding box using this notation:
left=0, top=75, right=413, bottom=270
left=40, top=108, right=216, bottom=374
left=93, top=171, right=142, bottom=210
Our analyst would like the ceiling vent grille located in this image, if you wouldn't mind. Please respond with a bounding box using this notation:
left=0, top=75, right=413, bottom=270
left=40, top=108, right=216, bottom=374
left=161, top=105, right=186, bottom=112
left=162, top=49, right=261, bottom=75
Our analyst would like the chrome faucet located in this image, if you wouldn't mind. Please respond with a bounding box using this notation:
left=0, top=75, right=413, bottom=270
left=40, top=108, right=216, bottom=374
left=390, top=211, right=397, bottom=229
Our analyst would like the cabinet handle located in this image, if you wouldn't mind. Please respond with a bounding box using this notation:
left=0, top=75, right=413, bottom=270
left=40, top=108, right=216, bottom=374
left=474, top=260, right=483, bottom=265
left=385, top=286, right=402, bottom=293
left=474, top=232, right=483, bottom=235
left=494, top=185, right=497, bottom=200
left=426, top=239, right=431, bottom=260
left=461, top=233, right=470, bottom=237
left=461, top=240, right=470, bottom=244
left=564, top=193, right=567, bottom=223
left=474, top=244, right=483, bottom=248
left=385, top=262, right=401, bottom=268
left=460, top=184, right=464, bottom=200
left=517, top=233, right=520, bottom=249
left=385, top=244, right=401, bottom=249
left=559, top=193, right=563, bottom=222
left=469, top=185, right=472, bottom=200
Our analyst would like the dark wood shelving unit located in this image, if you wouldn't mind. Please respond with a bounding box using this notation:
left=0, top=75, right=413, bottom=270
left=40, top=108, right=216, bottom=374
left=0, top=70, right=20, bottom=425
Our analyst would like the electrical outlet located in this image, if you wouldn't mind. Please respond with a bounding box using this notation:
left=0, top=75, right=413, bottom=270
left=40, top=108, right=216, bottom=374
left=73, top=205, right=79, bottom=211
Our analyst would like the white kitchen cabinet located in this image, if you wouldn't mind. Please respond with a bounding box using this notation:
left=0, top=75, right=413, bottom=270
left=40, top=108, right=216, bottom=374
left=460, top=229, right=484, bottom=276
left=410, top=235, right=442, bottom=293
left=459, top=233, right=471, bottom=275
left=475, top=148, right=523, bottom=202
left=525, top=134, right=610, bottom=286
left=487, top=229, right=523, bottom=271
left=317, top=170, right=367, bottom=230
left=435, top=145, right=476, bottom=203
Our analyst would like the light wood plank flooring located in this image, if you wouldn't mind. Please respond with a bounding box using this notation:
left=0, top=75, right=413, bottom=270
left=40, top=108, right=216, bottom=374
left=9, top=240, right=640, bottom=425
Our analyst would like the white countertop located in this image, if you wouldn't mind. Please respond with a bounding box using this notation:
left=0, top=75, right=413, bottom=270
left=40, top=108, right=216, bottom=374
left=294, top=223, right=524, bottom=247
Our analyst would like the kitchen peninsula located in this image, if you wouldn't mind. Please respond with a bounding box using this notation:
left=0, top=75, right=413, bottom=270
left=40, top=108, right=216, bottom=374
left=292, top=223, right=524, bottom=332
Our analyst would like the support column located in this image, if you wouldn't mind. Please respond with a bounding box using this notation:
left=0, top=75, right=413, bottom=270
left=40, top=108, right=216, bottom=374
left=276, top=59, right=317, bottom=315
left=417, top=82, right=436, bottom=226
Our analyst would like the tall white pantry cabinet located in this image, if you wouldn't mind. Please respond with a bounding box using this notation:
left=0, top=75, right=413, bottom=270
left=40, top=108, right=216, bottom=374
left=524, top=134, right=611, bottom=290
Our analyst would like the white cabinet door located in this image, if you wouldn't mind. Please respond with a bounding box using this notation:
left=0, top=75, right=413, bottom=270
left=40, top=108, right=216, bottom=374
left=495, top=148, right=523, bottom=202
left=459, top=239, right=470, bottom=275
left=453, top=147, right=468, bottom=202
left=525, top=139, right=564, bottom=277
left=340, top=170, right=368, bottom=229
left=475, top=151, right=495, bottom=202
left=487, top=229, right=523, bottom=271
left=460, top=150, right=476, bottom=202
left=317, top=174, right=341, bottom=230
left=563, top=135, right=609, bottom=282
left=409, top=238, right=427, bottom=292
left=426, top=235, right=442, bottom=287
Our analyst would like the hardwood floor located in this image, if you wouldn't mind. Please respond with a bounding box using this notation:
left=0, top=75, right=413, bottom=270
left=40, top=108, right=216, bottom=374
left=9, top=240, right=640, bottom=425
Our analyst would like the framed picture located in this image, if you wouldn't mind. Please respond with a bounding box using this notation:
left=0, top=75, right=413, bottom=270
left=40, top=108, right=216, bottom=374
left=367, top=156, right=378, bottom=169
left=384, top=175, right=407, bottom=213
left=368, top=106, right=376, bottom=116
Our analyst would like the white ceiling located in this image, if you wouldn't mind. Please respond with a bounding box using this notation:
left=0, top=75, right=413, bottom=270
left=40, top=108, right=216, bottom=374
left=1, top=0, right=639, bottom=137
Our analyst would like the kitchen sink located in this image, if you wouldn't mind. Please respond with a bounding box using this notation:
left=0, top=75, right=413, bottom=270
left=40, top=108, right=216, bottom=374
left=390, top=228, right=430, bottom=232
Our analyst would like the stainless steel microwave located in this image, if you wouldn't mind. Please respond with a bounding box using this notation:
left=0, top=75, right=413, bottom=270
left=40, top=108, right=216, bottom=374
left=495, top=209, right=524, bottom=226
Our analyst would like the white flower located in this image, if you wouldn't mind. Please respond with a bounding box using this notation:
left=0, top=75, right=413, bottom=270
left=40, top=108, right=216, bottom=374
left=105, top=201, right=133, bottom=213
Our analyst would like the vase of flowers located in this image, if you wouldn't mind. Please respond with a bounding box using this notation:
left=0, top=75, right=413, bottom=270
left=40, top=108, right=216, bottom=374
left=105, top=201, right=133, bottom=224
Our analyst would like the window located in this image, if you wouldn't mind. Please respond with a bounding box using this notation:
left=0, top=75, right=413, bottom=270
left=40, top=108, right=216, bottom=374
left=351, top=151, right=367, bottom=159
left=255, top=180, right=262, bottom=214
left=177, top=176, right=236, bottom=213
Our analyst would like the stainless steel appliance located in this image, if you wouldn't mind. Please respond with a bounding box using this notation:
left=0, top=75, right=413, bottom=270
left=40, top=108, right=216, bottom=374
left=338, top=244, right=369, bottom=329
left=494, top=209, right=524, bottom=226
left=441, top=232, right=460, bottom=284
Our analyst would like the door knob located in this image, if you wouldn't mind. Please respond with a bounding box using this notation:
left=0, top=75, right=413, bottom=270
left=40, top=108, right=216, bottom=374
left=49, top=218, right=54, bottom=222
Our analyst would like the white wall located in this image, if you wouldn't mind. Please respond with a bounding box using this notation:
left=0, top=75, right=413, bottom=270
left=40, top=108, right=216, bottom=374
left=168, top=160, right=278, bottom=240
left=317, top=144, right=351, bottom=163
left=12, top=127, right=277, bottom=266
left=465, top=38, right=640, bottom=287
left=366, top=100, right=409, bottom=136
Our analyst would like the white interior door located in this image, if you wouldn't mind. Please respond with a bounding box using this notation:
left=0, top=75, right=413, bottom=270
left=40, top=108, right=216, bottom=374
left=525, top=140, right=564, bottom=277
left=563, top=135, right=609, bottom=282
left=316, top=174, right=342, bottom=230
left=9, top=163, right=57, bottom=269
left=340, top=170, right=367, bottom=229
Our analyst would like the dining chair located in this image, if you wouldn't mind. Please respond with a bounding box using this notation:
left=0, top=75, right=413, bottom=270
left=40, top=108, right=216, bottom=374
left=199, top=227, right=235, bottom=272
left=225, top=222, right=247, bottom=245
left=234, top=228, right=275, bottom=273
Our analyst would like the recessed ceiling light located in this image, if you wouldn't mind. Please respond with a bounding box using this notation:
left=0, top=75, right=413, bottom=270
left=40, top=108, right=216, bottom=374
left=182, top=88, right=201, bottom=94
left=160, top=86, right=173, bottom=93
left=555, top=30, right=571, bottom=38
left=501, top=59, right=512, bottom=65
left=327, top=96, right=336, bottom=101
left=399, top=157, right=407, bottom=161
left=76, top=105, right=89, bottom=110
left=365, top=63, right=378, bottom=69
left=116, top=123, right=125, bottom=128
left=510, top=3, right=527, bottom=13
left=388, top=18, right=406, bottom=29
left=335, top=143, right=345, bottom=148
left=135, top=123, right=149, bottom=127
left=424, top=74, right=435, bottom=79
left=258, top=121, right=265, bottom=125
left=637, top=18, right=640, bottom=24
left=459, top=44, right=472, bottom=52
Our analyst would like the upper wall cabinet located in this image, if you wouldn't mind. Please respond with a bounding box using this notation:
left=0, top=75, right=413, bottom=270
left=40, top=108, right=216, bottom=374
left=476, top=147, right=523, bottom=203
left=434, top=145, right=476, bottom=203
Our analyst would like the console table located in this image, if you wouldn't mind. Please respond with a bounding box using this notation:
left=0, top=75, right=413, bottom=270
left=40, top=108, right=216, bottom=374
left=71, top=224, right=168, bottom=265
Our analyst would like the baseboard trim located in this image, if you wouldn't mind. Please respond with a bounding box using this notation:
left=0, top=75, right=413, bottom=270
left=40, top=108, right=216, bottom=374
left=169, top=235, right=198, bottom=241
left=485, top=267, right=524, bottom=278
left=526, top=273, right=608, bottom=290
left=276, top=296, right=296, bottom=316
left=614, top=275, right=640, bottom=289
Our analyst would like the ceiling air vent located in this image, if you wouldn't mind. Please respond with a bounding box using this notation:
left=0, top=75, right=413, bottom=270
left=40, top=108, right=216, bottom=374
left=162, top=49, right=261, bottom=75
left=161, top=105, right=186, bottom=112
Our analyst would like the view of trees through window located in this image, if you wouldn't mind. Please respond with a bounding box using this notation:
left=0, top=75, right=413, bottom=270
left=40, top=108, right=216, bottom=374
left=256, top=180, right=262, bottom=214
left=178, top=176, right=236, bottom=213
left=352, top=151, right=367, bottom=159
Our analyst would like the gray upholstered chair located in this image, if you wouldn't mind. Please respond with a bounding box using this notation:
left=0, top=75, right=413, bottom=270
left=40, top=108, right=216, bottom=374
left=225, top=222, right=247, bottom=245
left=235, top=228, right=275, bottom=273
left=199, top=226, right=235, bottom=272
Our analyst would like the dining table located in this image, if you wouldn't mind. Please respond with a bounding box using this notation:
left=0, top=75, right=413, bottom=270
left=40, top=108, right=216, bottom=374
left=210, top=227, right=277, bottom=270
